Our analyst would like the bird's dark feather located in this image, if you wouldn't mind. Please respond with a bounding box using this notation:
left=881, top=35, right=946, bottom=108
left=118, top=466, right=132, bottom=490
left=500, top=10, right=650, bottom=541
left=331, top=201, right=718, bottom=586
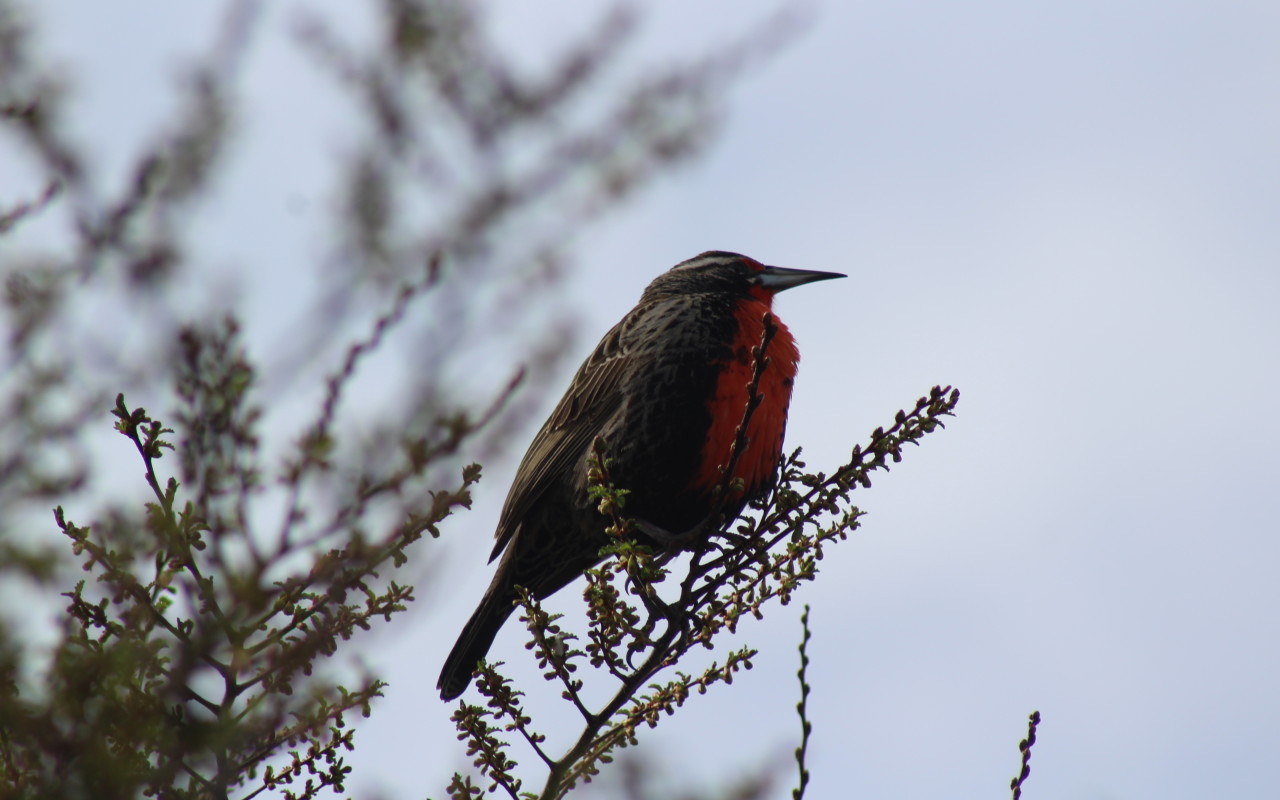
left=489, top=311, right=636, bottom=561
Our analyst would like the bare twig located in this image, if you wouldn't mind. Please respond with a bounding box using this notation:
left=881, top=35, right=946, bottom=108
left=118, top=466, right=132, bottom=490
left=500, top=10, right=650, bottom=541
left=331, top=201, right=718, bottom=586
left=793, top=605, right=813, bottom=800
left=1010, top=710, right=1041, bottom=800
left=0, top=179, right=61, bottom=234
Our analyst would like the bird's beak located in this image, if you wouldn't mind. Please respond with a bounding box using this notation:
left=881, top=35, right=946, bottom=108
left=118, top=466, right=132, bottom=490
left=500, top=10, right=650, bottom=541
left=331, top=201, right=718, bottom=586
left=757, top=265, right=847, bottom=292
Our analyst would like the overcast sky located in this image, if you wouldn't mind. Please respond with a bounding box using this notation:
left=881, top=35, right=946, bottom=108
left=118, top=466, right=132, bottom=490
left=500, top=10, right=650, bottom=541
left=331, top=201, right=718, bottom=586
left=12, top=1, right=1280, bottom=798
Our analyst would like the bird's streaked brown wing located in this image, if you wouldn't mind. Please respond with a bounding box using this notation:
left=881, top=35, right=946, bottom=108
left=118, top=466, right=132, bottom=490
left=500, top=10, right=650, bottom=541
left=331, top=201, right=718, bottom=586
left=488, top=312, right=644, bottom=561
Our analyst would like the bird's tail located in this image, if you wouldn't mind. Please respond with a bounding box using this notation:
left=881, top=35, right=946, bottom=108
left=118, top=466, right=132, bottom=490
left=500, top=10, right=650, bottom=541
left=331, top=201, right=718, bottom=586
left=437, top=583, right=517, bottom=701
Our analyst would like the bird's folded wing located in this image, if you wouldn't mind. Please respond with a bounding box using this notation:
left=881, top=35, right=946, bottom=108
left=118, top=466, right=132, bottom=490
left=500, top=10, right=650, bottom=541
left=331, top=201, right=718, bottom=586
left=488, top=316, right=641, bottom=561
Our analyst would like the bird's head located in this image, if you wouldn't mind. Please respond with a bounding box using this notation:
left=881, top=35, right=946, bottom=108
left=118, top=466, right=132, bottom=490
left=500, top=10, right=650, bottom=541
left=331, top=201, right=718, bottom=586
left=645, top=251, right=845, bottom=306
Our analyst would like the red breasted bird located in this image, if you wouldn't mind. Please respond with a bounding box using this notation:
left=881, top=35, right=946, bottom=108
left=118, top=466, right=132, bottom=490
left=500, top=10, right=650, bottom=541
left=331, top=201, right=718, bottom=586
left=437, top=251, right=844, bottom=700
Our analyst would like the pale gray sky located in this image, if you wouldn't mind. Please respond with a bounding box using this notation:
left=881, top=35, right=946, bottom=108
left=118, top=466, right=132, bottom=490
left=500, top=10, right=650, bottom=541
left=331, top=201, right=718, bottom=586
left=11, top=1, right=1280, bottom=798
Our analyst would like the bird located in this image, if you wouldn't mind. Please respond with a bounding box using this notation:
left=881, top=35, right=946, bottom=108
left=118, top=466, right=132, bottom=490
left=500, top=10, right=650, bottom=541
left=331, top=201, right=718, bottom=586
left=437, top=250, right=844, bottom=700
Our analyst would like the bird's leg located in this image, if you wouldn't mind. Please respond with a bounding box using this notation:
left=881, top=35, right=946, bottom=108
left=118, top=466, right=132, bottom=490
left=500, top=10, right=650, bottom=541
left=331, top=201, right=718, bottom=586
left=616, top=518, right=717, bottom=650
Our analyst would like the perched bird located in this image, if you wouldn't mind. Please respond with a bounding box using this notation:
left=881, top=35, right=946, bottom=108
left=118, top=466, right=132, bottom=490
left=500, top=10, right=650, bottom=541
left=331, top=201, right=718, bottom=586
left=437, top=251, right=843, bottom=700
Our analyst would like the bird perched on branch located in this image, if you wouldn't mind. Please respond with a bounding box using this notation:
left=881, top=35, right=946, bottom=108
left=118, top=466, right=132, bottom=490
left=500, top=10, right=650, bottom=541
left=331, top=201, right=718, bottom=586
left=438, top=250, right=843, bottom=700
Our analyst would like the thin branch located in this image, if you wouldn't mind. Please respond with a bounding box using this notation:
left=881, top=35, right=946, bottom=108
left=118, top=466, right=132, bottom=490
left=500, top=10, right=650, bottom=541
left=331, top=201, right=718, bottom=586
left=0, top=179, right=61, bottom=234
left=1010, top=710, right=1041, bottom=800
left=792, top=605, right=813, bottom=800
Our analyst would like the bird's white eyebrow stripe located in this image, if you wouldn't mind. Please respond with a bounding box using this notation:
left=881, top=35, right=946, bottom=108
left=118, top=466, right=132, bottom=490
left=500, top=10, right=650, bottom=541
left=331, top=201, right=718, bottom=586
left=670, top=252, right=747, bottom=272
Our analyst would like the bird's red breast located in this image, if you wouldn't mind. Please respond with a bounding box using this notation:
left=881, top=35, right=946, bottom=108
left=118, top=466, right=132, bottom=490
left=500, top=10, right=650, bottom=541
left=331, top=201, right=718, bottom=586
left=693, top=295, right=798, bottom=496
